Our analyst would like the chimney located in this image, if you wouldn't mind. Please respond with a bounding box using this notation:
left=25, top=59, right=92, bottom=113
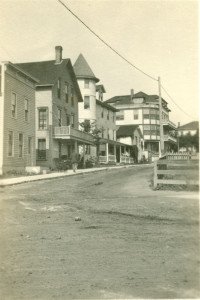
left=130, top=89, right=134, bottom=100
left=55, top=46, right=63, bottom=64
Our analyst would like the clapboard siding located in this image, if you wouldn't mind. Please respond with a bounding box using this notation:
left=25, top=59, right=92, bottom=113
left=2, top=65, right=36, bottom=172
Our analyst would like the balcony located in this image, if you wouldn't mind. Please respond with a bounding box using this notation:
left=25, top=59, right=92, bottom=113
left=53, top=126, right=94, bottom=144
left=162, top=119, right=176, bottom=129
left=163, top=134, right=177, bottom=143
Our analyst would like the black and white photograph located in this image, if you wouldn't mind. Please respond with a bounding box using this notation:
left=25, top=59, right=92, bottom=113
left=0, top=0, right=199, bottom=299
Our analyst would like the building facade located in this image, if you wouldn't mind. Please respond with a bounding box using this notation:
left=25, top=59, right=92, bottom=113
left=73, top=54, right=134, bottom=164
left=16, top=46, right=93, bottom=169
left=0, top=61, right=37, bottom=174
left=105, top=91, right=177, bottom=156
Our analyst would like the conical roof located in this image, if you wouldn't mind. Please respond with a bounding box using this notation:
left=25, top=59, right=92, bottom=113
left=73, top=53, right=99, bottom=82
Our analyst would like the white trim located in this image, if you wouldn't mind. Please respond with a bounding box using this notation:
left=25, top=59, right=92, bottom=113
left=0, top=63, right=6, bottom=174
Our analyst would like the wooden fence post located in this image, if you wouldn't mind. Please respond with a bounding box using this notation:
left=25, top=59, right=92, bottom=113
left=153, top=161, right=158, bottom=189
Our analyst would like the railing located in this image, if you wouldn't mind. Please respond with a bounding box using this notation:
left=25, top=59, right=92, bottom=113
left=120, top=156, right=134, bottom=164
left=163, top=134, right=177, bottom=143
left=108, top=155, right=116, bottom=162
left=165, top=152, right=191, bottom=160
left=162, top=119, right=176, bottom=129
left=54, top=126, right=94, bottom=144
left=99, top=155, right=116, bottom=163
left=153, top=157, right=199, bottom=188
left=99, top=156, right=107, bottom=163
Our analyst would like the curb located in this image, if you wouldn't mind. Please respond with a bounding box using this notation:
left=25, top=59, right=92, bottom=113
left=0, top=164, right=149, bottom=187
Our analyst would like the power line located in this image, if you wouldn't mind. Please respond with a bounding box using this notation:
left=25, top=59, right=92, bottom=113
left=161, top=84, right=195, bottom=120
left=57, top=0, right=158, bottom=82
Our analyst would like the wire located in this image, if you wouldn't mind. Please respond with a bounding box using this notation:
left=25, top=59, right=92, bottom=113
left=57, top=0, right=158, bottom=82
left=161, top=84, right=196, bottom=120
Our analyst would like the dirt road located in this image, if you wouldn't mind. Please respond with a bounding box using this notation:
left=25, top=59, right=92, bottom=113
left=0, top=165, right=199, bottom=299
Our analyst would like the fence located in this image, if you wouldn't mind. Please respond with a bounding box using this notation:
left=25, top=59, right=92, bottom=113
left=154, top=156, right=199, bottom=189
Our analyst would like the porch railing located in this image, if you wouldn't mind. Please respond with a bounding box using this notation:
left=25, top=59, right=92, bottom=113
left=120, top=156, right=134, bottom=164
left=54, top=126, right=94, bottom=144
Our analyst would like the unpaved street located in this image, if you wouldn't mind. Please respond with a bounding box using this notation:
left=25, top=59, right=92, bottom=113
left=0, top=165, right=199, bottom=299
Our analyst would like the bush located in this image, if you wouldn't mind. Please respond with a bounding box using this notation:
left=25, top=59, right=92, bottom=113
left=53, top=157, right=71, bottom=171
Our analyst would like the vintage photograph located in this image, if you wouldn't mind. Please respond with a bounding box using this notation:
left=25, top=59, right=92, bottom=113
left=0, top=0, right=199, bottom=299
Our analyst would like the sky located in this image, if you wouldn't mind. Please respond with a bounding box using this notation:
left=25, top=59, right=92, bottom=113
left=0, top=0, right=198, bottom=125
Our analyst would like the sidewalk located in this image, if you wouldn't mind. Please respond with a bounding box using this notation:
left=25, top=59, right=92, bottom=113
left=0, top=164, right=141, bottom=187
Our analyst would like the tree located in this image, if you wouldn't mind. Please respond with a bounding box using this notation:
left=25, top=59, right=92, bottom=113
left=179, top=130, right=199, bottom=152
left=79, top=120, right=102, bottom=162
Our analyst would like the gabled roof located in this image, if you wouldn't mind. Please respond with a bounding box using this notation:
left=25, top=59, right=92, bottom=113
left=105, top=91, right=169, bottom=111
left=117, top=125, right=143, bottom=138
left=73, top=54, right=99, bottom=82
left=15, top=59, right=83, bottom=102
left=2, top=61, right=39, bottom=83
left=178, top=121, right=199, bottom=131
left=96, top=99, right=118, bottom=112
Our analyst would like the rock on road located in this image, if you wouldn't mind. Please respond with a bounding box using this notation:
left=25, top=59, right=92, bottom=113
left=0, top=165, right=199, bottom=299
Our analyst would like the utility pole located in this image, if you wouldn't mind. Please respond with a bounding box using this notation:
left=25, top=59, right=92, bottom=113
left=158, top=76, right=164, bottom=157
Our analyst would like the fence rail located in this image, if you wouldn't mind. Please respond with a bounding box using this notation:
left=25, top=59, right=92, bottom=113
left=154, top=158, right=199, bottom=188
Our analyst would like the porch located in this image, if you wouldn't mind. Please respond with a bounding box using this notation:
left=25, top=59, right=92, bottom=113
left=98, top=140, right=134, bottom=164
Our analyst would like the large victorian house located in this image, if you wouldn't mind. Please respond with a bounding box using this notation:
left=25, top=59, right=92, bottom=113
left=73, top=54, right=136, bottom=164
left=105, top=91, right=177, bottom=157
left=16, top=47, right=93, bottom=169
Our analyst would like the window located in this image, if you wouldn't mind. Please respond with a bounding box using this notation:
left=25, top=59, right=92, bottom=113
left=116, top=110, right=124, bottom=120
left=133, top=110, right=138, bottom=120
left=143, top=108, right=150, bottom=120
left=113, top=113, right=115, bottom=122
left=113, top=130, right=116, bottom=141
left=37, top=139, right=46, bottom=160
left=66, top=114, right=70, bottom=126
left=107, top=111, right=109, bottom=120
left=58, top=141, right=62, bottom=158
left=101, top=127, right=104, bottom=138
left=57, top=78, right=61, bottom=98
left=84, top=79, right=89, bottom=88
left=8, top=131, right=13, bottom=156
left=71, top=114, right=75, bottom=128
left=58, top=108, right=62, bottom=126
left=11, top=92, right=17, bottom=118
left=86, top=145, right=90, bottom=154
left=101, top=109, right=104, bottom=118
left=28, top=137, right=32, bottom=155
left=84, top=96, right=90, bottom=109
left=24, top=99, right=28, bottom=121
left=38, top=108, right=48, bottom=129
left=143, top=125, right=150, bottom=135
left=107, top=129, right=109, bottom=139
left=65, top=82, right=69, bottom=103
left=71, top=86, right=74, bottom=106
left=19, top=133, right=23, bottom=158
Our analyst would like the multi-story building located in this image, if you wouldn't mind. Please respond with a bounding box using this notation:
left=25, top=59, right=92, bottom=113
left=73, top=54, right=134, bottom=164
left=105, top=90, right=177, bottom=156
left=0, top=61, right=37, bottom=174
left=16, top=46, right=93, bottom=169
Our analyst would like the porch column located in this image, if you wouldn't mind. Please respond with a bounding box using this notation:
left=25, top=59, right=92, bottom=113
left=119, top=146, right=121, bottom=163
left=114, top=144, right=116, bottom=162
left=128, top=147, right=131, bottom=163
left=83, top=143, right=86, bottom=168
left=106, top=143, right=109, bottom=163
left=74, top=140, right=78, bottom=153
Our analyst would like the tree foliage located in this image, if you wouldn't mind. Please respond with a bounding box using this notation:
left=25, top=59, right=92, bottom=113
left=179, top=129, right=199, bottom=152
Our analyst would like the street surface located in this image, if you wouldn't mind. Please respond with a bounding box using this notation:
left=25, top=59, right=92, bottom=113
left=0, top=165, right=199, bottom=299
